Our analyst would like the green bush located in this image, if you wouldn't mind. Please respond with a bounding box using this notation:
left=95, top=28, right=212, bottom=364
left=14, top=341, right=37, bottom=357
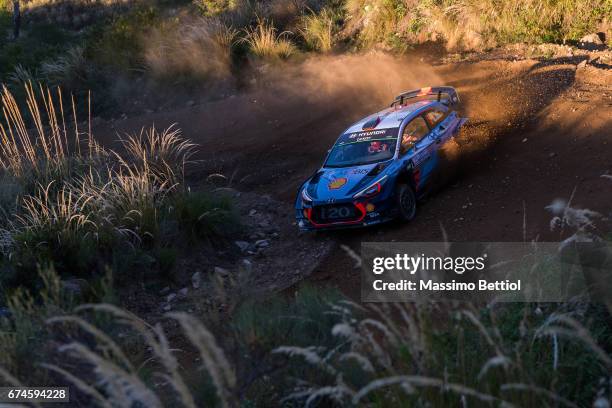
left=194, top=0, right=239, bottom=16
left=171, top=191, right=239, bottom=243
left=0, top=22, right=75, bottom=82
left=233, top=286, right=346, bottom=404
left=0, top=266, right=106, bottom=380
left=85, top=7, right=160, bottom=72
left=9, top=229, right=98, bottom=287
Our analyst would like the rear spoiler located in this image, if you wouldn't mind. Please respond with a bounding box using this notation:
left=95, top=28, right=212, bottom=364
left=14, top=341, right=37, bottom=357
left=391, top=86, right=460, bottom=107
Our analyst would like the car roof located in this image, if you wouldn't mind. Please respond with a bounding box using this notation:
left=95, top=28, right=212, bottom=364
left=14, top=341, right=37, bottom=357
left=343, top=100, right=434, bottom=134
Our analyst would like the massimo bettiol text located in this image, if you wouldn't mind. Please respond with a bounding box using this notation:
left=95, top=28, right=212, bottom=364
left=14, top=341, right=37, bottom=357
left=372, top=252, right=521, bottom=292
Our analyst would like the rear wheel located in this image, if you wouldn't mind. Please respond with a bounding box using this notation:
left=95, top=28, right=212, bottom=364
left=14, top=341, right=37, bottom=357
left=396, top=184, right=417, bottom=221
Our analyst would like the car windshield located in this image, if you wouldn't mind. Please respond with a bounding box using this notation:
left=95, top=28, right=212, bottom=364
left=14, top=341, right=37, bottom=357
left=325, top=128, right=398, bottom=168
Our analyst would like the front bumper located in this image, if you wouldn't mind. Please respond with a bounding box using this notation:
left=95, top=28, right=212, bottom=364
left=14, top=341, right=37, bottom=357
left=296, top=199, right=396, bottom=231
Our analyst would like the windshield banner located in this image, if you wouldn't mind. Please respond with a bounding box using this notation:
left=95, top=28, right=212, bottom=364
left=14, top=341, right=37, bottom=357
left=338, top=128, right=399, bottom=145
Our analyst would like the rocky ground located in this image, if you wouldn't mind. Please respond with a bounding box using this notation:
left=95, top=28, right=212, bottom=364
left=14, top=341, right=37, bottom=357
left=119, top=190, right=335, bottom=319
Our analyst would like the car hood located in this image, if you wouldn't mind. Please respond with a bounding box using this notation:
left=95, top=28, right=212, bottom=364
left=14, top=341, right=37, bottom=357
left=306, top=162, right=389, bottom=201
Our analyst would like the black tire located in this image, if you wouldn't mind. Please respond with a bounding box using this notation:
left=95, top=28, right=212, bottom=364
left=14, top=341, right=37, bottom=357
left=396, top=184, right=417, bottom=221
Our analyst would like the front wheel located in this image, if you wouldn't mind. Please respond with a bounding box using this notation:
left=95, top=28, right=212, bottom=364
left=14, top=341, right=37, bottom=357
left=396, top=184, right=417, bottom=221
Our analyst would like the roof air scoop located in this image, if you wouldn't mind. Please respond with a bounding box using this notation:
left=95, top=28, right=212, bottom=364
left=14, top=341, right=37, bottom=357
left=362, top=116, right=381, bottom=130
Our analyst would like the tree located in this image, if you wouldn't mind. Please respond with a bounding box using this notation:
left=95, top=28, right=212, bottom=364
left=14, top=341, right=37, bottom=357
left=13, top=0, right=20, bottom=40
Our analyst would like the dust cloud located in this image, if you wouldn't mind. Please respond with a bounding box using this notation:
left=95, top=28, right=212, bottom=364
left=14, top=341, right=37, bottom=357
left=260, top=51, right=445, bottom=112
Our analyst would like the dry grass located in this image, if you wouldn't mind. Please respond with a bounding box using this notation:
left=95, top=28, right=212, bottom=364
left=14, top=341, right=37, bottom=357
left=240, top=18, right=297, bottom=60
left=272, top=299, right=611, bottom=406
left=16, top=182, right=96, bottom=238
left=40, top=304, right=237, bottom=407
left=0, top=81, right=237, bottom=394
left=0, top=83, right=95, bottom=177
left=300, top=8, right=336, bottom=52
left=119, top=124, right=197, bottom=186
left=342, top=0, right=409, bottom=48
left=0, top=83, right=221, bottom=275
left=1, top=277, right=610, bottom=406
left=40, top=46, right=89, bottom=88
left=344, top=0, right=610, bottom=50
left=145, top=18, right=238, bottom=82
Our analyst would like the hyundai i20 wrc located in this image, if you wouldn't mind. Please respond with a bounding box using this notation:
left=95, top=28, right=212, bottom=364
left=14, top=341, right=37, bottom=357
left=295, top=86, right=468, bottom=231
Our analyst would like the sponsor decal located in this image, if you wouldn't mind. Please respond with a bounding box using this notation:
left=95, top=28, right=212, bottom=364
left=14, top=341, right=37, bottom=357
left=337, top=128, right=399, bottom=146
left=348, top=129, right=387, bottom=139
left=328, top=177, right=348, bottom=190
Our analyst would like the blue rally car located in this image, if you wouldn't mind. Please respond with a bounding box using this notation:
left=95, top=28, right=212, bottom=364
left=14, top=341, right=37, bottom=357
left=295, top=86, right=468, bottom=231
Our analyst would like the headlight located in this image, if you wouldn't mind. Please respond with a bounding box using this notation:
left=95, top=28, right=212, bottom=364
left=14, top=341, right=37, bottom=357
left=353, top=175, right=388, bottom=199
left=301, top=187, right=313, bottom=203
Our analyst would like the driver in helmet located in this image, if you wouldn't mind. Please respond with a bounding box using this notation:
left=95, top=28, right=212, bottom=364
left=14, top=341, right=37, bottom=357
left=368, top=140, right=390, bottom=154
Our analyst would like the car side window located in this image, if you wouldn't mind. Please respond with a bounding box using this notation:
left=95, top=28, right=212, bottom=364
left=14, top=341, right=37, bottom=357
left=424, top=109, right=446, bottom=127
left=400, top=116, right=429, bottom=154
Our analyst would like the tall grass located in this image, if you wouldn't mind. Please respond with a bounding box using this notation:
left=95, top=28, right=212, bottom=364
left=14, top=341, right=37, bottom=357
left=240, top=18, right=297, bottom=60
left=41, top=304, right=237, bottom=407
left=2, top=284, right=609, bottom=406
left=119, top=124, right=196, bottom=186
left=16, top=183, right=96, bottom=240
left=145, top=18, right=238, bottom=83
left=0, top=83, right=237, bottom=289
left=0, top=83, right=95, bottom=178
left=426, top=0, right=609, bottom=49
left=40, top=46, right=89, bottom=89
left=300, top=8, right=337, bottom=52
left=0, top=266, right=85, bottom=381
left=0, top=82, right=239, bottom=394
left=271, top=300, right=612, bottom=406
left=344, top=0, right=611, bottom=50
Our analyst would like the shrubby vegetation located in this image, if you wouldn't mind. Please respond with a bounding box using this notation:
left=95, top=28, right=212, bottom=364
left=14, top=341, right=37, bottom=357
left=1, top=0, right=609, bottom=113
left=239, top=17, right=297, bottom=59
left=2, top=283, right=610, bottom=406
left=0, top=83, right=238, bottom=293
left=0, top=82, right=239, bottom=392
left=300, top=7, right=340, bottom=52
left=343, top=0, right=610, bottom=50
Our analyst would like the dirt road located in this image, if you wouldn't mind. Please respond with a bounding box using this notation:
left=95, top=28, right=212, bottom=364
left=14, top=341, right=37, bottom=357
left=98, top=52, right=612, bottom=298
